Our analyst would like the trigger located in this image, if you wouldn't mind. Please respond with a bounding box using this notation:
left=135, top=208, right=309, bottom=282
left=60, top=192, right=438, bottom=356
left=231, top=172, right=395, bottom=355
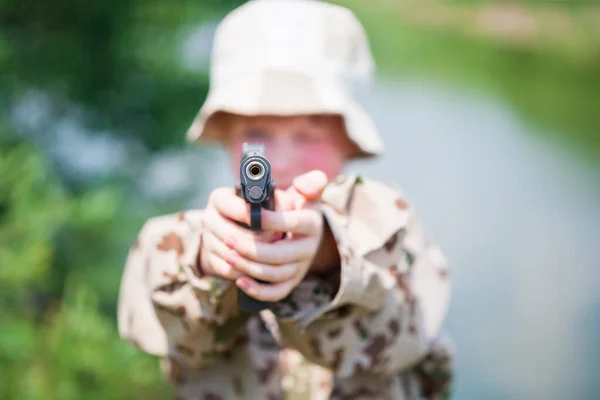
left=250, top=203, right=262, bottom=231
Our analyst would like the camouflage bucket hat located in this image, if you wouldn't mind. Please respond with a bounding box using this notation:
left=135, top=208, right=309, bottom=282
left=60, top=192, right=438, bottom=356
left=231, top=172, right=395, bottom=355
left=185, top=0, right=383, bottom=158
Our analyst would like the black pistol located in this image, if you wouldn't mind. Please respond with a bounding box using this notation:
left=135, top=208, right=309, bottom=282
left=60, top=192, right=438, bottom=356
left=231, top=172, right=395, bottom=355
left=236, top=143, right=276, bottom=312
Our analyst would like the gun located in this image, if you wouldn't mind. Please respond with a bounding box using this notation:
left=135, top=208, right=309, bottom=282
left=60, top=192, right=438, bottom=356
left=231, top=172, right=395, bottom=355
left=236, top=143, right=276, bottom=312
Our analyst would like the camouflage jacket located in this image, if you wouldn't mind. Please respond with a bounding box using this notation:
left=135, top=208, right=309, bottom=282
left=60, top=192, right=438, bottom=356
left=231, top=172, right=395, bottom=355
left=117, top=175, right=454, bottom=399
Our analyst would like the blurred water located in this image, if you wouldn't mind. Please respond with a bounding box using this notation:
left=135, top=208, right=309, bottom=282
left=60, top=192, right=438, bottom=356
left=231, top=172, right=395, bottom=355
left=347, top=79, right=600, bottom=400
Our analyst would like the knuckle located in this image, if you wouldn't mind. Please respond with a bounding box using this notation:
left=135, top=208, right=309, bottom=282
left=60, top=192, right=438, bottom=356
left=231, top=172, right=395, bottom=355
left=278, top=267, right=293, bottom=282
left=210, top=187, right=230, bottom=205
left=208, top=254, right=221, bottom=274
left=314, top=220, right=323, bottom=235
left=273, top=250, right=287, bottom=265
left=221, top=262, right=238, bottom=279
left=227, top=252, right=238, bottom=268
left=210, top=254, right=236, bottom=280
left=294, top=214, right=304, bottom=231
left=202, top=236, right=214, bottom=253
left=288, top=214, right=301, bottom=231
left=261, top=211, right=273, bottom=228
left=261, top=268, right=274, bottom=282
left=235, top=240, right=247, bottom=255
left=269, top=268, right=284, bottom=282
left=244, top=261, right=259, bottom=277
left=310, top=213, right=322, bottom=234
left=301, top=211, right=314, bottom=229
left=204, top=209, right=221, bottom=230
left=203, top=207, right=215, bottom=224
left=275, top=267, right=288, bottom=281
left=306, top=217, right=318, bottom=235
left=236, top=241, right=252, bottom=258
left=208, top=189, right=220, bottom=205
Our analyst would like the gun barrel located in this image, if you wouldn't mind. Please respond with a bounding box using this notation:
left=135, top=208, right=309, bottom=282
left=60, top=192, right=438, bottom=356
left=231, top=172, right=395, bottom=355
left=245, top=161, right=265, bottom=181
left=239, top=146, right=271, bottom=206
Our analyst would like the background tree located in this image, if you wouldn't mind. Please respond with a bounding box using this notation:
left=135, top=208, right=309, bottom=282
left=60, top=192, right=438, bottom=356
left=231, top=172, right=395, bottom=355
left=0, top=1, right=243, bottom=398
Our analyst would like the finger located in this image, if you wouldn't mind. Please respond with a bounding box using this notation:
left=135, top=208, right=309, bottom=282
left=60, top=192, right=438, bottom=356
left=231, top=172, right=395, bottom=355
left=226, top=254, right=300, bottom=283
left=261, top=207, right=323, bottom=236
left=205, top=252, right=243, bottom=280
left=210, top=186, right=290, bottom=236
left=281, top=185, right=305, bottom=211
left=274, top=189, right=295, bottom=211
left=204, top=206, right=273, bottom=244
left=232, top=235, right=319, bottom=265
left=205, top=230, right=295, bottom=282
left=292, top=170, right=328, bottom=201
left=209, top=187, right=251, bottom=226
left=236, top=276, right=299, bottom=302
left=203, top=230, right=238, bottom=264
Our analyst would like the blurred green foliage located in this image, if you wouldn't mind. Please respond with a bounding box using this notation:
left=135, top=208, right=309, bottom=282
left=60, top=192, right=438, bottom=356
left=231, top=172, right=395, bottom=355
left=1, top=0, right=242, bottom=151
left=0, top=1, right=242, bottom=399
left=0, top=138, right=173, bottom=399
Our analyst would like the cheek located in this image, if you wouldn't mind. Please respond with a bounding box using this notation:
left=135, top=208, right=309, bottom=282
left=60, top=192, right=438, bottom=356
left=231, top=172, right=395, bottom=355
left=298, top=144, right=345, bottom=179
left=229, top=136, right=245, bottom=154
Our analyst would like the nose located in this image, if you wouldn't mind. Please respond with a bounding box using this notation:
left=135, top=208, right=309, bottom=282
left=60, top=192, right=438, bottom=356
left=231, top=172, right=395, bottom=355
left=266, top=138, right=296, bottom=185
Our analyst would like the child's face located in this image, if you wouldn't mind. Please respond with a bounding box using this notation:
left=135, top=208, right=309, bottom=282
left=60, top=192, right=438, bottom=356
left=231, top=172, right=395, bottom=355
left=226, top=115, right=355, bottom=190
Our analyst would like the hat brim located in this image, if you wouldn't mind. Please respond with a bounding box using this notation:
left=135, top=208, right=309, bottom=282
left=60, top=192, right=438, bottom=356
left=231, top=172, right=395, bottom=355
left=185, top=70, right=382, bottom=159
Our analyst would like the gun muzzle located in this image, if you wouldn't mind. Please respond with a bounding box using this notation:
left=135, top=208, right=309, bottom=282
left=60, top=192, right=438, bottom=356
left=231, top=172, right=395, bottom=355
left=246, top=161, right=265, bottom=181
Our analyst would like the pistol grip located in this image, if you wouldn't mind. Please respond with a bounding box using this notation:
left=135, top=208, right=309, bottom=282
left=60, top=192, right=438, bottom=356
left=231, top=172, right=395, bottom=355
left=238, top=290, right=272, bottom=313
left=238, top=202, right=270, bottom=312
left=237, top=187, right=274, bottom=313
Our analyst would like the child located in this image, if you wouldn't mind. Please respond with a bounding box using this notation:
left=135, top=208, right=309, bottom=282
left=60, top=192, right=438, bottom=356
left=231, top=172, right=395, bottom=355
left=117, top=0, right=454, bottom=399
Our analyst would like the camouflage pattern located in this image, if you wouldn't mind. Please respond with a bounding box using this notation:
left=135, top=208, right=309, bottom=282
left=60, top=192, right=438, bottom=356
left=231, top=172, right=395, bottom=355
left=118, top=175, right=454, bottom=399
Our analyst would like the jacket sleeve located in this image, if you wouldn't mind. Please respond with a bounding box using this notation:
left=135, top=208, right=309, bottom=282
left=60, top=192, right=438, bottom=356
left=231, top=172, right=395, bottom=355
left=270, top=175, right=453, bottom=384
left=117, top=210, right=250, bottom=369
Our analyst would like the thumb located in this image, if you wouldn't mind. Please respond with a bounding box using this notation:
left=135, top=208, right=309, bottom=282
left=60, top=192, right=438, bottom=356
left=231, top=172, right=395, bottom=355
left=292, top=170, right=328, bottom=201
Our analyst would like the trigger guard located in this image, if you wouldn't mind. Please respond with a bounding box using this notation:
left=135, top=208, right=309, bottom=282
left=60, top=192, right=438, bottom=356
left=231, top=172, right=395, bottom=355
left=250, top=203, right=262, bottom=231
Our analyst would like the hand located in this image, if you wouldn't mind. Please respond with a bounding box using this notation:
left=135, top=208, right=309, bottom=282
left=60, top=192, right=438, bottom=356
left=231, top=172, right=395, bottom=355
left=286, top=172, right=341, bottom=275
left=200, top=171, right=329, bottom=302
left=200, top=186, right=286, bottom=280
